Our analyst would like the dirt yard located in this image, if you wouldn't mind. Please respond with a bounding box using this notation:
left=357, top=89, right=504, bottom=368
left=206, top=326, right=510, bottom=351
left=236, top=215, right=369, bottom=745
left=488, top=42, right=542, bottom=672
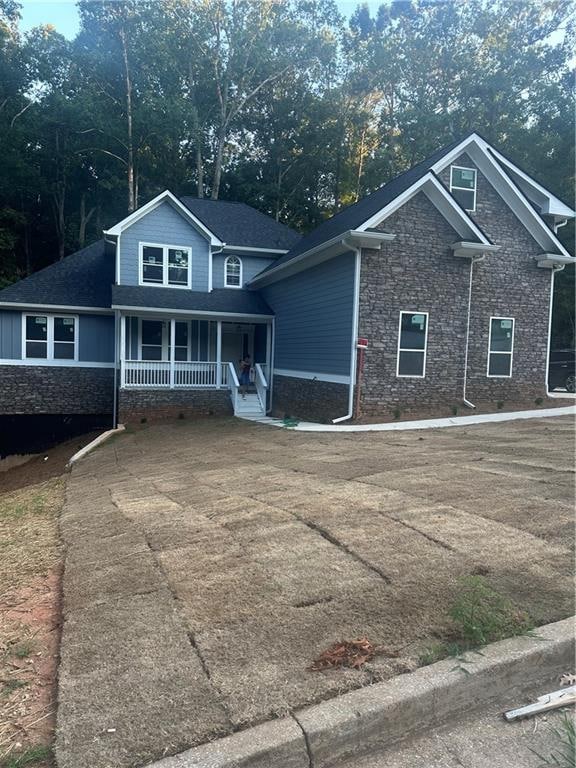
left=0, top=434, right=99, bottom=768
left=56, top=415, right=575, bottom=768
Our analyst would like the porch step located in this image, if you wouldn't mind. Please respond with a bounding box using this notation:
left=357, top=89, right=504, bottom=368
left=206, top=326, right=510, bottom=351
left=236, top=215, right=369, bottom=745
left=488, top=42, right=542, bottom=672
left=234, top=393, right=265, bottom=417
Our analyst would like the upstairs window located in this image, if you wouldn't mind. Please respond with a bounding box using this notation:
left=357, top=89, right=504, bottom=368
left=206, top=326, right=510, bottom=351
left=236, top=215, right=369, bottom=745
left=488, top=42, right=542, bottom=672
left=488, top=317, right=514, bottom=377
left=397, top=311, right=428, bottom=377
left=450, top=166, right=477, bottom=212
left=24, top=314, right=77, bottom=361
left=140, top=243, right=191, bottom=288
left=224, top=255, right=242, bottom=288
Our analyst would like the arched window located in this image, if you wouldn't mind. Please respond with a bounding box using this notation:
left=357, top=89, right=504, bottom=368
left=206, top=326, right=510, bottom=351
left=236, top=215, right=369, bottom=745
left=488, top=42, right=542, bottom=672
left=224, top=255, right=242, bottom=288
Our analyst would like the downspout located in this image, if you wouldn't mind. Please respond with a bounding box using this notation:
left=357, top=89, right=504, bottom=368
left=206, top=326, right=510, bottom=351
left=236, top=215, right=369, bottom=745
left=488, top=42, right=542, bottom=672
left=333, top=247, right=361, bottom=423
left=209, top=242, right=226, bottom=292
left=462, top=254, right=485, bottom=409
left=267, top=317, right=275, bottom=414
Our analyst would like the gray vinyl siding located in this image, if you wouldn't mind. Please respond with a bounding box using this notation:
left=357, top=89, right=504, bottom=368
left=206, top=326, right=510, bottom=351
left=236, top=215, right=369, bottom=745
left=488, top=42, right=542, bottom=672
left=79, top=315, right=115, bottom=363
left=119, top=201, right=211, bottom=291
left=0, top=311, right=21, bottom=359
left=212, top=254, right=275, bottom=289
left=262, top=252, right=356, bottom=376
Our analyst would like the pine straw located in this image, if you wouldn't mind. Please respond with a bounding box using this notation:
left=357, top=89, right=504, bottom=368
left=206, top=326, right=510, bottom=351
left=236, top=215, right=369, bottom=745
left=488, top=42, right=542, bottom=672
left=0, top=478, right=64, bottom=593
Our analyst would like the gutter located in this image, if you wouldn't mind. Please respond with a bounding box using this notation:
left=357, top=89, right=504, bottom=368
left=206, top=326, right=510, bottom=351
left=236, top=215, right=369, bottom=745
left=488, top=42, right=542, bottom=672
left=249, top=229, right=395, bottom=288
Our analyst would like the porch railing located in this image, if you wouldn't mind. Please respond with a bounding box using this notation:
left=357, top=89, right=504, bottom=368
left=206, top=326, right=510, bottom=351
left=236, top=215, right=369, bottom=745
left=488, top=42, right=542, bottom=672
left=228, top=362, right=240, bottom=412
left=122, top=360, right=231, bottom=389
left=254, top=363, right=268, bottom=412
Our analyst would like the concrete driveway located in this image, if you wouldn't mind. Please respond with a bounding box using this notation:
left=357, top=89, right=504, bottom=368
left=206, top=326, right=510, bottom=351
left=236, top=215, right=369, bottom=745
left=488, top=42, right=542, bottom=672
left=56, top=414, right=575, bottom=768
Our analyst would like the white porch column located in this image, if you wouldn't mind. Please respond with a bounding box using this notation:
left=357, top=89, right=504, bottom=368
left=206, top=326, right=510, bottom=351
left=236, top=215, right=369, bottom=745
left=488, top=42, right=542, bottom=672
left=120, top=315, right=126, bottom=387
left=169, top=318, right=175, bottom=389
left=216, top=320, right=222, bottom=388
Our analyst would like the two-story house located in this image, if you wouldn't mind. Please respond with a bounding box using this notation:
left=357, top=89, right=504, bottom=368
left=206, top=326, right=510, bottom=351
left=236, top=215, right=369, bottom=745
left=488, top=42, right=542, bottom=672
left=0, top=133, right=573, bottom=426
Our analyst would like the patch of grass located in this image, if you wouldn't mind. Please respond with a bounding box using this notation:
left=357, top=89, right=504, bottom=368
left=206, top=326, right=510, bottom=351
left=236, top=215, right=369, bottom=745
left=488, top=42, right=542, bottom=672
left=1, top=744, right=53, bottom=768
left=393, top=407, right=402, bottom=420
left=451, top=405, right=459, bottom=416
left=1, top=679, right=28, bottom=697
left=532, top=713, right=576, bottom=767
left=12, top=641, right=35, bottom=659
left=449, top=575, right=533, bottom=648
left=535, top=396, right=544, bottom=406
left=496, top=400, right=505, bottom=410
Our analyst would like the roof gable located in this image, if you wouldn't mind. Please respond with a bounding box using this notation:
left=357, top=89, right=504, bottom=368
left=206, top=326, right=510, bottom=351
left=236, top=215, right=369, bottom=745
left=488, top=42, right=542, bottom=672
left=105, top=190, right=223, bottom=245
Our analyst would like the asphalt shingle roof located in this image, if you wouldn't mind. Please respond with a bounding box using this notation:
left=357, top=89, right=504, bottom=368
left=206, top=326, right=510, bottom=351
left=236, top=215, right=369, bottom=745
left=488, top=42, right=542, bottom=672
left=0, top=240, right=114, bottom=308
left=112, top=284, right=272, bottom=316
left=180, top=198, right=301, bottom=251
left=252, top=137, right=468, bottom=279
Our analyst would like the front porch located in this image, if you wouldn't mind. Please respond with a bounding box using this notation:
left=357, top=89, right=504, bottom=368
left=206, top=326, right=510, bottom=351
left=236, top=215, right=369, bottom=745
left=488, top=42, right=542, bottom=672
left=118, top=315, right=271, bottom=416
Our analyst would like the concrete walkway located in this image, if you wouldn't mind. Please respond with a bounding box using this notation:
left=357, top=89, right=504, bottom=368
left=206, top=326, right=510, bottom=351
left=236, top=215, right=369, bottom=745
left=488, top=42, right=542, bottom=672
left=241, top=404, right=576, bottom=431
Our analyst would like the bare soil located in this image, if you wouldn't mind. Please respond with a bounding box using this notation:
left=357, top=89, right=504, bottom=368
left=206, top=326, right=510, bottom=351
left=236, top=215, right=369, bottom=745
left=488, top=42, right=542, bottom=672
left=0, top=434, right=97, bottom=768
left=57, top=414, right=575, bottom=768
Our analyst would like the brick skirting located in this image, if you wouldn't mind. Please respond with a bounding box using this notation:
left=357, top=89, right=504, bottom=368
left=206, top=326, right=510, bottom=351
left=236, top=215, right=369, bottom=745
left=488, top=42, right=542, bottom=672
left=0, top=365, right=114, bottom=415
left=118, top=388, right=233, bottom=423
left=272, top=375, right=349, bottom=423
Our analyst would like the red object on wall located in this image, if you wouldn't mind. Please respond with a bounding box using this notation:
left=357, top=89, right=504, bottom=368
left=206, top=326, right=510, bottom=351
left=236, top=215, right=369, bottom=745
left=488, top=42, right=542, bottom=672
left=357, top=337, right=369, bottom=348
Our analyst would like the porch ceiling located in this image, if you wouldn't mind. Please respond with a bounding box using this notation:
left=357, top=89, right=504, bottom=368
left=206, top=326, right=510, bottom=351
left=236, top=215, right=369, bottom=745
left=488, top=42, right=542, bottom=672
left=112, top=284, right=273, bottom=317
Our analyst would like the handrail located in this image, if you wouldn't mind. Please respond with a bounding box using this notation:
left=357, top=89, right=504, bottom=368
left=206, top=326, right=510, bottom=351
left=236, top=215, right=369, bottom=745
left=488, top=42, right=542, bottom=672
left=228, top=362, right=240, bottom=413
left=254, top=363, right=268, bottom=412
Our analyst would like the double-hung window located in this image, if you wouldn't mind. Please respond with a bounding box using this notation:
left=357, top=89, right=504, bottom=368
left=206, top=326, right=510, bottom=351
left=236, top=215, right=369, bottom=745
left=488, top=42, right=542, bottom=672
left=224, top=255, right=242, bottom=288
left=450, top=166, right=477, bottom=212
left=24, top=314, right=77, bottom=361
left=397, top=312, right=428, bottom=377
left=487, top=317, right=514, bottom=377
left=140, top=243, right=191, bottom=288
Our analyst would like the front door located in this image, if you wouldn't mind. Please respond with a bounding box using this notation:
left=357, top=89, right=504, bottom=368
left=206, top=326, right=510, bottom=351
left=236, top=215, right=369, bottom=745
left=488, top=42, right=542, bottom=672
left=221, top=323, right=254, bottom=369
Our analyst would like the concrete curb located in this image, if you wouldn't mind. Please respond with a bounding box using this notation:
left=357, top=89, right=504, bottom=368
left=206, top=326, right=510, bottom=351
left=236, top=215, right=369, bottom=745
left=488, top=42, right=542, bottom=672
left=147, top=617, right=574, bottom=768
left=66, top=424, right=125, bottom=467
left=240, top=404, right=576, bottom=432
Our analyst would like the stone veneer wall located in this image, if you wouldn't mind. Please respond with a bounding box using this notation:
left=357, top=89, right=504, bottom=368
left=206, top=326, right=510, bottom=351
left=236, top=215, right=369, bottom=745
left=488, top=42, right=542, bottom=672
left=356, top=157, right=551, bottom=418
left=118, top=388, right=232, bottom=423
left=0, top=366, right=114, bottom=415
left=358, top=192, right=469, bottom=417
left=439, top=153, right=550, bottom=404
left=272, top=375, right=349, bottom=422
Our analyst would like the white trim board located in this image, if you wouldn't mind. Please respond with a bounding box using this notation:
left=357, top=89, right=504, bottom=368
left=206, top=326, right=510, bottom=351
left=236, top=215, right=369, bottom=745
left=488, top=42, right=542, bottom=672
left=357, top=173, right=491, bottom=245
left=0, top=302, right=113, bottom=314
left=0, top=359, right=115, bottom=368
left=430, top=134, right=573, bottom=258
left=112, top=305, right=273, bottom=320
left=273, top=368, right=351, bottom=385
left=104, top=190, right=223, bottom=246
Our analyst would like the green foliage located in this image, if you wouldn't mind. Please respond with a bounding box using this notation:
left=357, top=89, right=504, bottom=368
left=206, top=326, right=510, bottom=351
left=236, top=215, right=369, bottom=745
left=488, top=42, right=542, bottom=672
left=532, top=713, right=576, bottom=768
left=1, top=678, right=28, bottom=696
left=535, top=397, right=544, bottom=406
left=393, top=407, right=401, bottom=420
left=12, top=640, right=35, bottom=658
left=0, top=0, right=573, bottom=300
left=496, top=400, right=505, bottom=409
left=1, top=745, right=53, bottom=768
left=449, top=575, right=534, bottom=648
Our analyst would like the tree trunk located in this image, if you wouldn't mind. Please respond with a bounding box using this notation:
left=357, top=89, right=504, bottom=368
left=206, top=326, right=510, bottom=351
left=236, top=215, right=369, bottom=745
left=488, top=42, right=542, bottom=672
left=53, top=182, right=66, bottom=260
left=79, top=194, right=96, bottom=248
left=211, top=123, right=226, bottom=200
left=120, top=26, right=135, bottom=213
left=196, top=143, right=204, bottom=198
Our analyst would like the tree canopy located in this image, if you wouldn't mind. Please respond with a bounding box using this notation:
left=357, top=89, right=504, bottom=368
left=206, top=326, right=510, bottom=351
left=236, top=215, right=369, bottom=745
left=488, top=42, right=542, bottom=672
left=0, top=0, right=573, bottom=339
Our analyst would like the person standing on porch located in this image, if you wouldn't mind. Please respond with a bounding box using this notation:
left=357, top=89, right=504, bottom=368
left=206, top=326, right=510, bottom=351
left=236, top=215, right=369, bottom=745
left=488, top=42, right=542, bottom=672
left=239, top=355, right=251, bottom=398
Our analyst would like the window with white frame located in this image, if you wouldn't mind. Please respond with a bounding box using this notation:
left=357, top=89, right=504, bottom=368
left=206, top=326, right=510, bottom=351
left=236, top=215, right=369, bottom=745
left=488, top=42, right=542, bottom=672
left=450, top=166, right=477, bottom=212
left=487, top=317, right=514, bottom=377
left=24, top=314, right=77, bottom=360
left=140, top=244, right=191, bottom=287
left=397, top=312, right=428, bottom=377
left=224, top=255, right=242, bottom=288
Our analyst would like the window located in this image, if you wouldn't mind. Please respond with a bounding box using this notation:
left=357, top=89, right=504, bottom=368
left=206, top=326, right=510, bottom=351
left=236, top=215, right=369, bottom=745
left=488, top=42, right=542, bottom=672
left=397, top=312, right=428, bottom=377
left=488, top=317, right=514, bottom=377
left=450, top=166, right=477, bottom=212
left=141, top=319, right=167, bottom=361
left=224, top=255, right=242, bottom=288
left=140, top=243, right=191, bottom=288
left=24, top=314, right=77, bottom=361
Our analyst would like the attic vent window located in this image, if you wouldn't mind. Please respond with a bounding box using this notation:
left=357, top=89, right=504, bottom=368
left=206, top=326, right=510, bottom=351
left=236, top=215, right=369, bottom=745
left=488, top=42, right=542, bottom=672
left=450, top=166, right=477, bottom=212
left=224, top=255, right=242, bottom=288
